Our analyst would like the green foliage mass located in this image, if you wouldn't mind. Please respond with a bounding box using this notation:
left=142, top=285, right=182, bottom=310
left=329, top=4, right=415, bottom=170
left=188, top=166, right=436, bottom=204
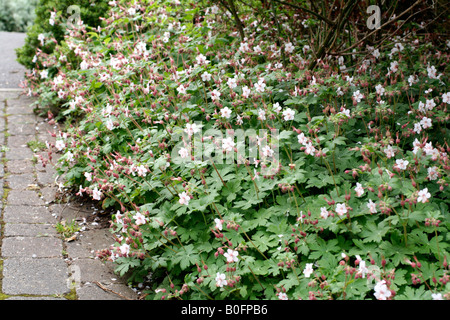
left=0, top=0, right=37, bottom=32
left=21, top=0, right=450, bottom=300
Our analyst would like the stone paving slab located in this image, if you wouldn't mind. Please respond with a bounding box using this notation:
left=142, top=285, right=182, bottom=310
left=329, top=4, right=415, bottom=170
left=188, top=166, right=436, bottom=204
left=7, top=134, right=35, bottom=146
left=0, top=91, right=21, bottom=100
left=6, top=173, right=35, bottom=190
left=3, top=205, right=55, bottom=224
left=0, top=31, right=27, bottom=89
left=5, top=159, right=35, bottom=174
left=8, top=123, right=36, bottom=135
left=5, top=147, right=34, bottom=160
left=4, top=223, right=57, bottom=237
left=2, top=236, right=63, bottom=258
left=7, top=190, right=45, bottom=206
left=7, top=114, right=36, bottom=124
left=2, top=258, right=70, bottom=296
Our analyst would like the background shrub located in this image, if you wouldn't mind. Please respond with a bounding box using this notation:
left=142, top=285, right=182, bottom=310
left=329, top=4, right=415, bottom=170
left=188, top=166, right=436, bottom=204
left=0, top=0, right=37, bottom=32
left=15, top=0, right=109, bottom=70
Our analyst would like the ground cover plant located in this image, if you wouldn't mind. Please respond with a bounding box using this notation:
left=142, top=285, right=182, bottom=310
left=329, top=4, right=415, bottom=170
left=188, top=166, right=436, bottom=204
left=22, top=0, right=449, bottom=300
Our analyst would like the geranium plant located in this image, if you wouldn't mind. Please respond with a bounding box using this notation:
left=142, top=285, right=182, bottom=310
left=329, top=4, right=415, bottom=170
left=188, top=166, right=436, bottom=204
left=23, top=0, right=449, bottom=300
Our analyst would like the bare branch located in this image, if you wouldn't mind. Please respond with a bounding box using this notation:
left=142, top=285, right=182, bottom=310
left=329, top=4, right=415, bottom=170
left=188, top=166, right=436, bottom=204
left=272, top=0, right=336, bottom=26
left=332, top=0, right=424, bottom=55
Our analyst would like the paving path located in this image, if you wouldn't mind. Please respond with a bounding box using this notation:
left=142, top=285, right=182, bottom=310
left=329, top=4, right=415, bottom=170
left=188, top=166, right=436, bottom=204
left=0, top=34, right=137, bottom=300
left=0, top=32, right=27, bottom=89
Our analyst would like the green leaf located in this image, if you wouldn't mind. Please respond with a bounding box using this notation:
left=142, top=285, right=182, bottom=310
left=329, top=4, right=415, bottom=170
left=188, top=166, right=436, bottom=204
left=396, top=286, right=432, bottom=300
left=360, top=220, right=390, bottom=243
left=309, top=238, right=340, bottom=260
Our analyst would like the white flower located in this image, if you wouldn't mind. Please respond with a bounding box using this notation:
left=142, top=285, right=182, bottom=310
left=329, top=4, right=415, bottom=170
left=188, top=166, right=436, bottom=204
left=84, top=172, right=92, bottom=182
left=303, top=263, right=314, bottom=278
left=55, top=140, right=65, bottom=151
left=38, top=33, right=45, bottom=45
left=224, top=249, right=239, bottom=263
left=184, top=123, right=200, bottom=137
left=431, top=293, right=443, bottom=300
left=254, top=79, right=266, bottom=93
left=390, top=61, right=399, bottom=73
left=222, top=137, right=235, bottom=152
left=353, top=90, right=364, bottom=102
left=277, top=292, right=288, bottom=300
left=339, top=108, right=350, bottom=118
left=205, top=4, right=218, bottom=14
left=214, top=218, right=223, bottom=230
left=227, top=77, right=237, bottom=89
left=178, top=147, right=189, bottom=159
left=302, top=45, right=310, bottom=55
left=427, top=65, right=438, bottom=79
left=239, top=42, right=249, bottom=52
left=304, top=142, right=316, bottom=155
left=374, top=280, right=391, bottom=300
left=297, top=132, right=307, bottom=145
left=354, top=182, right=364, bottom=197
left=119, top=243, right=130, bottom=256
left=417, top=188, right=431, bottom=203
left=427, top=166, right=438, bottom=180
left=220, top=107, right=232, bottom=119
left=105, top=118, right=114, bottom=131
left=282, top=108, right=295, bottom=121
left=372, top=48, right=380, bottom=59
left=211, top=89, right=221, bottom=101
left=367, top=199, right=377, bottom=214
left=335, top=203, right=347, bottom=216
left=396, top=159, right=409, bottom=170
left=137, top=165, right=147, bottom=177
left=242, top=86, right=251, bottom=98
left=420, top=117, right=432, bottom=129
left=413, top=122, right=422, bottom=134
left=375, top=84, right=385, bottom=96
left=178, top=191, right=190, bottom=205
left=384, top=145, right=395, bottom=159
left=253, top=45, right=262, bottom=54
left=425, top=99, right=436, bottom=111
left=65, top=151, right=74, bottom=162
left=418, top=101, right=426, bottom=113
left=423, top=142, right=434, bottom=155
left=320, top=207, right=329, bottom=219
left=133, top=212, right=147, bottom=225
left=285, top=42, right=295, bottom=54
left=177, top=85, right=187, bottom=94
left=196, top=53, right=209, bottom=65
left=258, top=108, right=266, bottom=120
left=408, top=75, right=418, bottom=86
left=92, top=187, right=102, bottom=200
left=358, top=260, right=368, bottom=278
left=261, top=145, right=274, bottom=157
left=273, top=102, right=281, bottom=113
left=442, top=92, right=450, bottom=104
left=201, top=71, right=211, bottom=82
left=40, top=69, right=48, bottom=79
left=215, top=272, right=227, bottom=287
